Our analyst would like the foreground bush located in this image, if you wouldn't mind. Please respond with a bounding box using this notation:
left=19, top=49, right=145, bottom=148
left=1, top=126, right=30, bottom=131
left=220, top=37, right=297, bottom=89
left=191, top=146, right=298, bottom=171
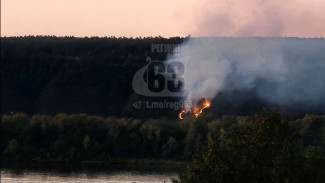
left=176, top=112, right=325, bottom=183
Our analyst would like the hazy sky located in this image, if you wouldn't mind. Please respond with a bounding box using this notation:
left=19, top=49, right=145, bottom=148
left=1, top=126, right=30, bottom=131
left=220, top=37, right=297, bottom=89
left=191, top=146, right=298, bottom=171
left=2, top=0, right=325, bottom=37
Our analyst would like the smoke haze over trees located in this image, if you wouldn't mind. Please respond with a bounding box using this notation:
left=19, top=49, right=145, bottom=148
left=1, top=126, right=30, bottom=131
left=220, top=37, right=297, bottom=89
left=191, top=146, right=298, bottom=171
left=170, top=37, right=325, bottom=117
left=1, top=36, right=325, bottom=119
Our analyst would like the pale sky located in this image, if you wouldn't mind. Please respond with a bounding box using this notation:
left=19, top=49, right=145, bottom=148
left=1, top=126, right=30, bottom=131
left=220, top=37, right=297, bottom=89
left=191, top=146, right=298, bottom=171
left=2, top=0, right=325, bottom=37
left=2, top=0, right=196, bottom=37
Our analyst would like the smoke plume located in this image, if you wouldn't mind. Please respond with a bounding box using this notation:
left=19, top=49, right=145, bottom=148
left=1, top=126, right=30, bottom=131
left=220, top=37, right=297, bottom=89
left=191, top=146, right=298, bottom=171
left=168, top=0, right=325, bottom=115
left=169, top=38, right=325, bottom=114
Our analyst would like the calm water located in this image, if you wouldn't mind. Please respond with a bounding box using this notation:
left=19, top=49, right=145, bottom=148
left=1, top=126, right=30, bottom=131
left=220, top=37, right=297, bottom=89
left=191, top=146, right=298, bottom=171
left=1, top=170, right=178, bottom=183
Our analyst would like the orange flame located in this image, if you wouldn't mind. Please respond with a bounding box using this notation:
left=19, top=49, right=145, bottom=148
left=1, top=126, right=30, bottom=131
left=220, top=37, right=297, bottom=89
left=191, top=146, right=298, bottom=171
left=178, top=110, right=186, bottom=120
left=193, top=100, right=211, bottom=118
left=178, top=100, right=211, bottom=119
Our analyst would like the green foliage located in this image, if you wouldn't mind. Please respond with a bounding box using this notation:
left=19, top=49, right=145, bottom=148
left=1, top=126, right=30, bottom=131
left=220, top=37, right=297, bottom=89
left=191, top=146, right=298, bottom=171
left=1, top=111, right=325, bottom=181
left=82, top=135, right=91, bottom=151
left=1, top=113, right=209, bottom=164
left=7, top=139, right=19, bottom=152
left=176, top=112, right=325, bottom=183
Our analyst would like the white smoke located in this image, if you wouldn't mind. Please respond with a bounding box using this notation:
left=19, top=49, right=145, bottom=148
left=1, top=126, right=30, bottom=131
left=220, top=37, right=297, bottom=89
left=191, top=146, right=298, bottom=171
left=169, top=37, right=325, bottom=111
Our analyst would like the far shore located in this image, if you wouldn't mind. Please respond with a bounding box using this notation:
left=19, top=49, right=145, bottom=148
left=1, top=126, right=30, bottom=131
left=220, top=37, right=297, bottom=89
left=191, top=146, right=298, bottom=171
left=1, top=158, right=188, bottom=173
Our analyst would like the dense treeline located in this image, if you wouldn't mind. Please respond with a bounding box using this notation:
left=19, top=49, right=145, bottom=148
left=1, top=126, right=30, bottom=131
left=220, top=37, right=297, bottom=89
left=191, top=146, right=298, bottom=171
left=1, top=112, right=324, bottom=171
left=1, top=36, right=185, bottom=118
left=1, top=112, right=211, bottom=165
left=176, top=112, right=325, bottom=183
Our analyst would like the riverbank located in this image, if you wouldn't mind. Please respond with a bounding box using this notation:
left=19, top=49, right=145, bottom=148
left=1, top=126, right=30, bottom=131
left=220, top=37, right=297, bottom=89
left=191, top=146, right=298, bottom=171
left=2, top=158, right=187, bottom=173
left=1, top=169, right=179, bottom=183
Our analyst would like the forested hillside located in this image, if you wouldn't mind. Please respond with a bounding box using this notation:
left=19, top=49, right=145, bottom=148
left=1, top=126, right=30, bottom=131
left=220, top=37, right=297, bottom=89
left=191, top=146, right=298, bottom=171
left=1, top=36, right=184, bottom=118
left=2, top=37, right=324, bottom=119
